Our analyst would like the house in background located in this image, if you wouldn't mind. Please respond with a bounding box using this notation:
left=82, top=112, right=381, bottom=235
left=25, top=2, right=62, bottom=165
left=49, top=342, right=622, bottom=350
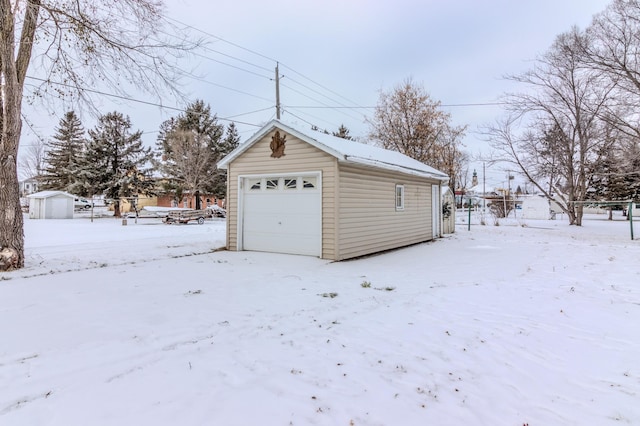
left=19, top=178, right=40, bottom=197
left=156, top=193, right=224, bottom=209
left=217, top=119, right=450, bottom=260
left=27, top=191, right=75, bottom=219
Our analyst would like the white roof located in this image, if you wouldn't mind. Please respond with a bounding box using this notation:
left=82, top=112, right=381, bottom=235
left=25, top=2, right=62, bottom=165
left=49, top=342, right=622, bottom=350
left=27, top=190, right=75, bottom=199
left=217, top=119, right=449, bottom=182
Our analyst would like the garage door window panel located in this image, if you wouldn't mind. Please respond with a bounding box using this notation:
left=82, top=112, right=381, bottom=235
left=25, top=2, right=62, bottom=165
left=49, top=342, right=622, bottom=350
left=248, top=178, right=261, bottom=190
left=284, top=178, right=297, bottom=189
left=303, top=177, right=317, bottom=189
left=266, top=178, right=279, bottom=190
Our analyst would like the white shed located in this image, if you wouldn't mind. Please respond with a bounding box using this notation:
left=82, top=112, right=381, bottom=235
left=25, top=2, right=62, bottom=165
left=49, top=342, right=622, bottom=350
left=521, top=196, right=551, bottom=220
left=27, top=191, right=75, bottom=219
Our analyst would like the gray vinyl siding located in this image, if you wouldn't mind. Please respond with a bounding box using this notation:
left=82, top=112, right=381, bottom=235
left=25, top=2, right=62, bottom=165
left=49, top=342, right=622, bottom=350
left=226, top=130, right=337, bottom=259
left=336, top=164, right=436, bottom=260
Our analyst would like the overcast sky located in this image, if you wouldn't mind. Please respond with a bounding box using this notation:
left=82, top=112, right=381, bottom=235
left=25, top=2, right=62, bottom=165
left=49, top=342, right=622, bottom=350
left=21, top=0, right=612, bottom=186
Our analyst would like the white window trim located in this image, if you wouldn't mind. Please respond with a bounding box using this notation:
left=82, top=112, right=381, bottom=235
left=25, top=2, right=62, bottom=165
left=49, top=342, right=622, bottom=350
left=395, top=184, right=405, bottom=211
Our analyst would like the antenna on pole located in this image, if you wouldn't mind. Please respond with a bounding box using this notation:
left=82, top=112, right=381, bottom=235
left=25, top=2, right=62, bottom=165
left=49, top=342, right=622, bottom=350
left=275, top=62, right=281, bottom=119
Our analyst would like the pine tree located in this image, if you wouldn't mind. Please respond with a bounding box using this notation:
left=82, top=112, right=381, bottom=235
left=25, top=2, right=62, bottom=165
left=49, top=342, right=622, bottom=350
left=220, top=122, right=240, bottom=154
left=83, top=112, right=154, bottom=217
left=41, top=111, right=86, bottom=193
left=155, top=100, right=226, bottom=201
left=622, top=142, right=640, bottom=202
left=591, top=141, right=633, bottom=199
left=333, top=124, right=353, bottom=140
left=209, top=122, right=240, bottom=197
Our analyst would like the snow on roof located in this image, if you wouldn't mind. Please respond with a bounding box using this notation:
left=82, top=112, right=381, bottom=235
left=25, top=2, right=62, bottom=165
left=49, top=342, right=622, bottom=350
left=27, top=190, right=75, bottom=199
left=218, top=119, right=449, bottom=182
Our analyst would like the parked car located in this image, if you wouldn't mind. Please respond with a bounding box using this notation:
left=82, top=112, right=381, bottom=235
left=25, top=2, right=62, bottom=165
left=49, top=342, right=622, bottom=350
left=74, top=197, right=92, bottom=209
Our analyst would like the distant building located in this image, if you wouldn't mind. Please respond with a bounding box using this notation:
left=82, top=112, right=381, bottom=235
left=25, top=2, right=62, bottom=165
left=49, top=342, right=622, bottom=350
left=27, top=191, right=75, bottom=219
left=19, top=178, right=40, bottom=197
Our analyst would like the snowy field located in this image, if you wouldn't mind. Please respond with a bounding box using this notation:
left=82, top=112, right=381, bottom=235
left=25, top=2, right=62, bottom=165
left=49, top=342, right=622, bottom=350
left=1, top=211, right=639, bottom=425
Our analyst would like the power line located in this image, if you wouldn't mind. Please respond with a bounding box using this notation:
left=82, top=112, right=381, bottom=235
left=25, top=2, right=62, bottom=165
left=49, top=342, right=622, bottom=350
left=281, top=77, right=364, bottom=122
left=173, top=69, right=273, bottom=103
left=190, top=50, right=272, bottom=80
left=225, top=106, right=275, bottom=119
left=80, top=11, right=275, bottom=94
left=24, top=76, right=263, bottom=127
left=282, top=110, right=320, bottom=129
left=279, top=62, right=368, bottom=110
left=164, top=14, right=504, bottom=130
left=285, top=102, right=507, bottom=109
left=162, top=16, right=370, bottom=122
left=153, top=27, right=273, bottom=74
left=22, top=8, right=510, bottom=150
left=164, top=16, right=278, bottom=64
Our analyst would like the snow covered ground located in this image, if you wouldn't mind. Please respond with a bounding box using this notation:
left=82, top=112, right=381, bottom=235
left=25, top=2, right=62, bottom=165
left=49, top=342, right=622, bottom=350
left=1, top=211, right=638, bottom=425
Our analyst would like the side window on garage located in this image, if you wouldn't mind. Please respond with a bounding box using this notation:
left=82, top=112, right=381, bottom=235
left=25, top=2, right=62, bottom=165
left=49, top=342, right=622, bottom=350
left=395, top=184, right=405, bottom=210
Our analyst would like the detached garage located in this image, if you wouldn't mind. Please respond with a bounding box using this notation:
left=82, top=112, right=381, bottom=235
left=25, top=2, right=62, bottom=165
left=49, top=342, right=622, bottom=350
left=27, top=191, right=75, bottom=219
left=217, top=120, right=449, bottom=260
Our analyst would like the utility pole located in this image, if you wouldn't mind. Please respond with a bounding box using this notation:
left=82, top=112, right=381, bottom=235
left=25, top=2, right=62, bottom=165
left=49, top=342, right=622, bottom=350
left=483, top=162, right=486, bottom=213
left=507, top=170, right=515, bottom=218
left=275, top=63, right=281, bottom=119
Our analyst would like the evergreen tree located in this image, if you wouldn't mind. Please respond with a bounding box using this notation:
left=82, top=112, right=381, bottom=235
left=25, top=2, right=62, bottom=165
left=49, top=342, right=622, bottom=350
left=589, top=144, right=626, bottom=202
left=333, top=124, right=353, bottom=140
left=220, top=122, right=240, bottom=154
left=588, top=137, right=640, bottom=219
left=155, top=100, right=228, bottom=200
left=209, top=122, right=241, bottom=197
left=621, top=142, right=640, bottom=202
left=83, top=112, right=154, bottom=217
left=41, top=111, right=85, bottom=192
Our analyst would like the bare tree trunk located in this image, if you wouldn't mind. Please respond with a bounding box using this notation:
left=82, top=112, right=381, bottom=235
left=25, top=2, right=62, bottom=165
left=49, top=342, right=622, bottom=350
left=113, top=200, right=121, bottom=218
left=1, top=0, right=196, bottom=270
left=0, top=0, right=39, bottom=270
left=575, top=204, right=584, bottom=226
left=0, top=152, right=24, bottom=270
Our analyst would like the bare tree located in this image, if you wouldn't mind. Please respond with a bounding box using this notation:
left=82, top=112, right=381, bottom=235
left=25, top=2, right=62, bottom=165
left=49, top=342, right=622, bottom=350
left=0, top=0, right=197, bottom=270
left=579, top=0, right=640, bottom=207
left=429, top=124, right=469, bottom=193
left=159, top=129, right=217, bottom=201
left=582, top=0, right=640, bottom=139
left=367, top=77, right=468, bottom=190
left=18, top=138, right=47, bottom=180
left=155, top=100, right=226, bottom=204
left=485, top=28, right=614, bottom=225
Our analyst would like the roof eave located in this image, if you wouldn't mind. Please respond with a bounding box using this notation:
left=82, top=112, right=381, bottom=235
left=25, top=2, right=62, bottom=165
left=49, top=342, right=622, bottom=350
left=341, top=155, right=449, bottom=183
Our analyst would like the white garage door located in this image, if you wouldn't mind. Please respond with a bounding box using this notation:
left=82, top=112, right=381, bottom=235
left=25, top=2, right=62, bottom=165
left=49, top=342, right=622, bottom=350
left=241, top=174, right=321, bottom=256
left=47, top=197, right=69, bottom=219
